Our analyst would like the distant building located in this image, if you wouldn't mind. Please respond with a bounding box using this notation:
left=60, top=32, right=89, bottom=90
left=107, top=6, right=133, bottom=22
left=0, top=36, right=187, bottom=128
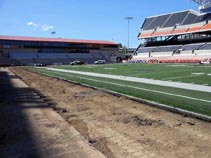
left=0, top=35, right=122, bottom=66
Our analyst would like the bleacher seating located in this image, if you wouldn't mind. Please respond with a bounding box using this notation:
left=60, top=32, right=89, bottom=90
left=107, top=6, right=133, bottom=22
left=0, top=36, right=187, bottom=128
left=163, top=11, right=189, bottom=28
left=195, top=49, right=211, bottom=55
left=141, top=17, right=156, bottom=30
left=151, top=52, right=173, bottom=57
left=172, top=27, right=188, bottom=35
left=147, top=14, right=171, bottom=30
left=6, top=51, right=109, bottom=65
left=179, top=51, right=195, bottom=55
left=201, top=23, right=211, bottom=30
left=194, top=13, right=211, bottom=23
left=198, top=43, right=211, bottom=50
left=183, top=12, right=198, bottom=25
left=18, top=59, right=35, bottom=65
left=182, top=43, right=203, bottom=50
left=139, top=30, right=154, bottom=38
left=37, top=53, right=68, bottom=58
left=136, top=6, right=211, bottom=64
left=152, top=28, right=172, bottom=37
left=154, top=45, right=182, bottom=52
left=90, top=52, right=105, bottom=59
left=9, top=53, right=37, bottom=59
left=139, top=10, right=211, bottom=38
left=133, top=43, right=211, bottom=64
left=0, top=52, right=19, bottom=66
left=136, top=53, right=149, bottom=57
left=137, top=47, right=156, bottom=53
left=67, top=53, right=93, bottom=59
left=141, top=10, right=198, bottom=31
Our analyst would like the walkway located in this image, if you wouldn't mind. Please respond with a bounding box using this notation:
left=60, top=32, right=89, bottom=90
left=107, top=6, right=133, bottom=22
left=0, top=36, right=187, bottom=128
left=0, top=67, right=106, bottom=158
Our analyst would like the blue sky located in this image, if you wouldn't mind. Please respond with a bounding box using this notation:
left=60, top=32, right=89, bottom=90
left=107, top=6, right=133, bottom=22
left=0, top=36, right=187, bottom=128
left=0, top=0, right=198, bottom=47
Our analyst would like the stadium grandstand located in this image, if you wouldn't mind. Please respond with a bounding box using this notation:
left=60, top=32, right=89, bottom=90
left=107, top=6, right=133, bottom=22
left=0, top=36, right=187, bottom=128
left=132, top=0, right=211, bottom=64
left=0, top=35, right=122, bottom=66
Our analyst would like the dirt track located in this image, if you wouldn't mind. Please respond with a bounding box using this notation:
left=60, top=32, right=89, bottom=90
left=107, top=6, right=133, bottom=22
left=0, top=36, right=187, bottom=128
left=12, top=67, right=211, bottom=158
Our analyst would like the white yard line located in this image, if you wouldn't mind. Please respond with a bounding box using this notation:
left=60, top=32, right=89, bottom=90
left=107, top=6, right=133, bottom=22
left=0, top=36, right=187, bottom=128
left=163, top=72, right=206, bottom=80
left=163, top=75, right=196, bottom=80
left=42, top=70, right=211, bottom=103
left=41, top=67, right=211, bottom=93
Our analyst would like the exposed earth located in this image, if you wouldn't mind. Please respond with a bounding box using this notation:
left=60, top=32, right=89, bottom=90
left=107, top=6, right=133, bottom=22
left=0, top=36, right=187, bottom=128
left=10, top=67, right=211, bottom=158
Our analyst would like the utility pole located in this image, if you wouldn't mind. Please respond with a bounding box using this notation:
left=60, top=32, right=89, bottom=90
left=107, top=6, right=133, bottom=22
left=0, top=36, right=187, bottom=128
left=124, top=17, right=133, bottom=49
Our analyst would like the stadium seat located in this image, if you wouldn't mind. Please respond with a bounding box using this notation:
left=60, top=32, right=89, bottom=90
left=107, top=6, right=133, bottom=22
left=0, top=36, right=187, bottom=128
left=187, top=25, right=203, bottom=33
left=152, top=31, right=172, bottom=37
left=139, top=30, right=154, bottom=38
left=172, top=28, right=188, bottom=35
left=201, top=23, right=211, bottom=31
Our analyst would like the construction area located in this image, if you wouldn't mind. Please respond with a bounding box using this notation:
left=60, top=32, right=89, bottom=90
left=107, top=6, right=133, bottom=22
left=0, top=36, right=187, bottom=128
left=0, top=67, right=211, bottom=158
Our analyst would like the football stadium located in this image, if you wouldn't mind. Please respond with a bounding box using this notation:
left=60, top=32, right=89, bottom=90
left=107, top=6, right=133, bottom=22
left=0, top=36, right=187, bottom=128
left=133, top=1, right=211, bottom=64
left=0, top=0, right=211, bottom=158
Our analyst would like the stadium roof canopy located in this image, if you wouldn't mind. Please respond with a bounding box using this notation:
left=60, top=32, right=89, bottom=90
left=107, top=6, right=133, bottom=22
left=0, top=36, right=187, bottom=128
left=0, top=35, right=118, bottom=46
left=141, top=10, right=199, bottom=31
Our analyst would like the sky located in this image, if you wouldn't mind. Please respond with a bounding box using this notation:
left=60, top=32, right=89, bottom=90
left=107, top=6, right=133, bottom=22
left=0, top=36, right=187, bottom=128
left=0, top=0, right=199, bottom=48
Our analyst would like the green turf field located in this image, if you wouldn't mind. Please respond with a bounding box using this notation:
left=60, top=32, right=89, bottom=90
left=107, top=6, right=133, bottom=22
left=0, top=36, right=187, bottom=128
left=25, top=63, right=211, bottom=117
left=54, top=63, right=211, bottom=85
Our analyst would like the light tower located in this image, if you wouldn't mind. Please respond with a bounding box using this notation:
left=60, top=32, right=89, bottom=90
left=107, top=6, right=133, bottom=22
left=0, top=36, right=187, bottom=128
left=192, top=0, right=211, bottom=13
left=51, top=31, right=56, bottom=38
left=124, top=17, right=133, bottom=49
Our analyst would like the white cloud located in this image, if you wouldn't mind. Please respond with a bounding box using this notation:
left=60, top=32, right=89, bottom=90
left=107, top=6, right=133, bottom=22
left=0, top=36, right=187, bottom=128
left=26, top=21, right=54, bottom=31
left=26, top=21, right=38, bottom=27
left=41, top=24, right=54, bottom=31
left=27, top=22, right=33, bottom=26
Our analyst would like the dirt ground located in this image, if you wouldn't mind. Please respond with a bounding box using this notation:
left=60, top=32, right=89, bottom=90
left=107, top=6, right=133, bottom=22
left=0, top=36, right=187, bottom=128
left=12, top=67, right=211, bottom=158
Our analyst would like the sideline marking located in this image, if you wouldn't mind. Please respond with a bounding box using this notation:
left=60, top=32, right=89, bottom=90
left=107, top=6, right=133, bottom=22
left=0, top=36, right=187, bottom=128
left=42, top=67, right=211, bottom=93
left=40, top=69, right=211, bottom=104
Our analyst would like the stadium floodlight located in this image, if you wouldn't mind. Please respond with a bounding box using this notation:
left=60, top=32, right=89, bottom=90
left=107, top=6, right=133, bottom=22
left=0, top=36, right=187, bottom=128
left=51, top=31, right=56, bottom=38
left=192, top=0, right=211, bottom=5
left=192, top=0, right=211, bottom=13
left=124, top=17, right=133, bottom=49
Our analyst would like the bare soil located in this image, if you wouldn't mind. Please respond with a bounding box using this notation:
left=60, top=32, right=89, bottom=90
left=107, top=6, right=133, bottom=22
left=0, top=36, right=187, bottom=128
left=12, top=67, right=211, bottom=158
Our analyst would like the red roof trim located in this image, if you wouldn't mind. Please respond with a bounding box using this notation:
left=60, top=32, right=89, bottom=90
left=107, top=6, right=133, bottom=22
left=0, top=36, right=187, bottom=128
left=0, top=35, right=118, bottom=45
